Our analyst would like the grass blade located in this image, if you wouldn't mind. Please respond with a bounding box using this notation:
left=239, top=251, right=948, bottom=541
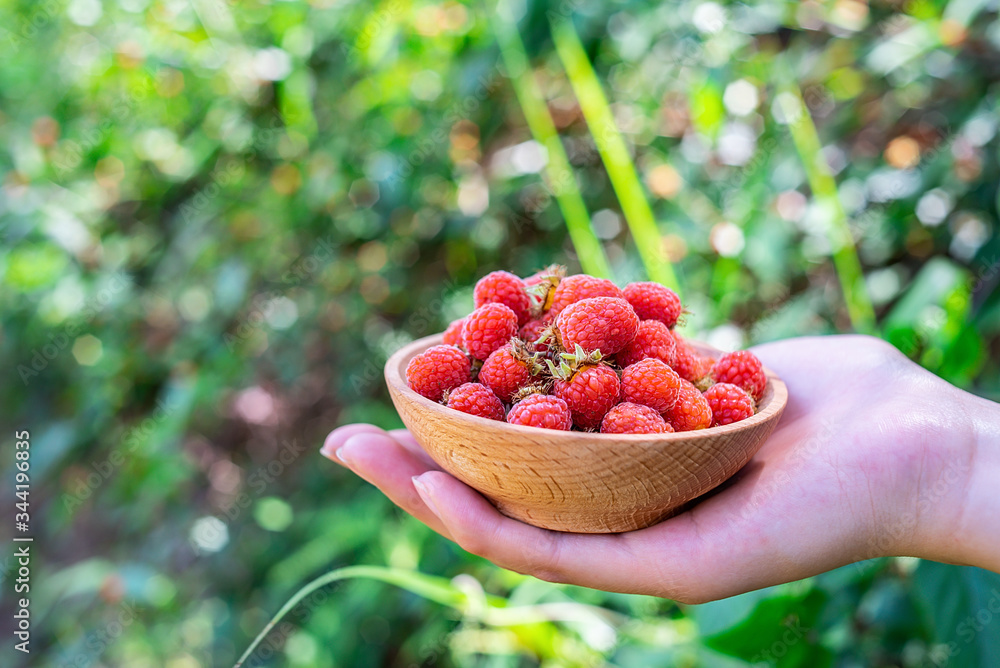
left=492, top=3, right=613, bottom=280
left=549, top=18, right=681, bottom=294
left=777, top=84, right=876, bottom=333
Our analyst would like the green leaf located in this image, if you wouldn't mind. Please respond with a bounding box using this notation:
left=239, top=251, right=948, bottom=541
left=4, top=243, right=68, bottom=291
left=697, top=588, right=832, bottom=667
left=911, top=562, right=1000, bottom=668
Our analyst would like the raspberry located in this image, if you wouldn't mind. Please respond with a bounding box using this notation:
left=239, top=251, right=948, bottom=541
left=478, top=340, right=543, bottom=404
left=671, top=332, right=713, bottom=383
left=442, top=317, right=466, bottom=347
left=553, top=364, right=620, bottom=430
left=519, top=318, right=553, bottom=353
left=506, top=394, right=573, bottom=430
left=622, top=282, right=682, bottom=328
left=600, top=402, right=673, bottom=434
left=662, top=379, right=712, bottom=431
left=446, top=382, right=505, bottom=421
left=615, top=320, right=677, bottom=368
left=712, top=350, right=767, bottom=401
left=462, top=303, right=519, bottom=361
left=620, top=358, right=682, bottom=413
left=406, top=345, right=472, bottom=401
left=548, top=274, right=624, bottom=315
left=556, top=297, right=639, bottom=356
left=474, top=270, right=532, bottom=326
left=703, top=383, right=755, bottom=426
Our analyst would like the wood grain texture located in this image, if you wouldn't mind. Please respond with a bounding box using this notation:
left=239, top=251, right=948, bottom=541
left=385, top=334, right=788, bottom=534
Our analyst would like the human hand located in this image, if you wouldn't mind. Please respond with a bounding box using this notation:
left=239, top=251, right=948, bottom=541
left=322, top=335, right=1000, bottom=603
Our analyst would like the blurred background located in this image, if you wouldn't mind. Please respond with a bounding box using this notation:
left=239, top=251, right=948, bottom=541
left=2, top=0, right=1000, bottom=666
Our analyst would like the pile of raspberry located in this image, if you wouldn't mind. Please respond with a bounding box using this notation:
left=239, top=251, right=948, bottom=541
left=406, top=267, right=767, bottom=434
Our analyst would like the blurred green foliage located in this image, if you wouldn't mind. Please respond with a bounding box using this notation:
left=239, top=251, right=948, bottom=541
left=2, top=0, right=1000, bottom=666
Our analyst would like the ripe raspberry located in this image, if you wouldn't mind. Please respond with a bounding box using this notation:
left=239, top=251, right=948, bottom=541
left=553, top=364, right=620, bottom=430
left=442, top=318, right=466, bottom=347
left=671, top=332, right=714, bottom=383
left=662, top=379, right=712, bottom=431
left=506, top=394, right=573, bottom=430
left=622, top=282, right=682, bottom=328
left=474, top=270, right=532, bottom=326
left=519, top=318, right=553, bottom=353
left=548, top=274, right=624, bottom=315
left=620, top=358, right=682, bottom=413
left=556, top=297, right=639, bottom=356
left=446, top=382, right=505, bottom=421
left=462, top=303, right=519, bottom=361
left=406, top=345, right=472, bottom=401
left=478, top=340, right=543, bottom=404
left=703, top=383, right=755, bottom=426
left=600, top=402, right=673, bottom=434
left=615, top=320, right=677, bottom=368
left=712, top=350, right=767, bottom=401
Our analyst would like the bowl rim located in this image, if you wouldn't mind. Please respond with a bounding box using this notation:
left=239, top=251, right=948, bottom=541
left=385, top=333, right=788, bottom=441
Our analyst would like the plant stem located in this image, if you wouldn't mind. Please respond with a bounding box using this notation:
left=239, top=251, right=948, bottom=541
left=779, top=84, right=876, bottom=333
left=549, top=18, right=681, bottom=295
left=491, top=3, right=614, bottom=280
left=233, top=565, right=470, bottom=667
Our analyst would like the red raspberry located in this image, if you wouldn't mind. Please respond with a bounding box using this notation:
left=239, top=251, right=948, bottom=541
left=556, top=297, right=639, bottom=356
left=670, top=332, right=713, bottom=383
left=600, top=402, right=673, bottom=434
left=620, top=358, right=682, bottom=413
left=462, top=303, right=518, bottom=361
left=553, top=364, right=620, bottom=430
left=446, top=382, right=505, bottom=421
left=548, top=274, right=624, bottom=315
left=712, top=350, right=767, bottom=401
left=406, top=345, right=472, bottom=401
left=703, top=383, right=755, bottom=426
left=442, top=317, right=466, bottom=347
left=615, top=320, right=677, bottom=368
left=519, top=318, right=552, bottom=353
left=622, top=282, right=682, bottom=328
left=478, top=341, right=542, bottom=404
left=662, top=379, right=712, bottom=431
left=474, top=270, right=532, bottom=326
left=506, top=394, right=573, bottom=430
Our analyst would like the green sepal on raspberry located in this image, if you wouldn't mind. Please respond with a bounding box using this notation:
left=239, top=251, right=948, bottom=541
left=479, top=338, right=546, bottom=404
left=553, top=361, right=620, bottom=430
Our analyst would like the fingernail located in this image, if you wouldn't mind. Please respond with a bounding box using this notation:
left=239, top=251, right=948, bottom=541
left=334, top=446, right=353, bottom=466
left=412, top=475, right=440, bottom=517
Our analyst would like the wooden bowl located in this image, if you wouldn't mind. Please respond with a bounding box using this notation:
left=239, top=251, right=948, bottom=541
left=385, top=334, right=788, bottom=534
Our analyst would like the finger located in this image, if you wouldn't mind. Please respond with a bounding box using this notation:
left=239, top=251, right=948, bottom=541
left=411, top=471, right=695, bottom=597
left=321, top=424, right=386, bottom=463
left=387, top=428, right=439, bottom=469
left=331, top=432, right=453, bottom=540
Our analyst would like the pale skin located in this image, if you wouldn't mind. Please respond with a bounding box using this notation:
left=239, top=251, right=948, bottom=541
left=321, top=336, right=1000, bottom=603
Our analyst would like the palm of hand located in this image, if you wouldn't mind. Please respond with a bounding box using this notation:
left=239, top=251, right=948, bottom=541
left=324, top=336, right=975, bottom=603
